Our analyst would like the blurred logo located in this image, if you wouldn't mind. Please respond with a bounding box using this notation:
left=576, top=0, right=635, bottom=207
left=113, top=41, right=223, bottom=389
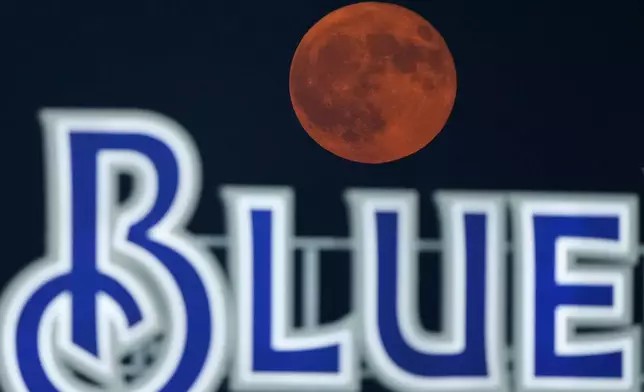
left=0, top=110, right=639, bottom=392
left=0, top=110, right=229, bottom=392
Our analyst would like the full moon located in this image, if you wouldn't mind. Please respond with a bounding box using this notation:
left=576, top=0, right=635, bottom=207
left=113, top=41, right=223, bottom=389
left=289, top=2, right=457, bottom=163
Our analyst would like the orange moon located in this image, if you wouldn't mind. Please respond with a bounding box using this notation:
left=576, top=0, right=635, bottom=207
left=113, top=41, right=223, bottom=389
left=289, top=2, right=457, bottom=163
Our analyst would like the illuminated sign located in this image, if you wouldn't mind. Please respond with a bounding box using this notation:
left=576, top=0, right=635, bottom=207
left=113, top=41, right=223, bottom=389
left=0, top=110, right=639, bottom=392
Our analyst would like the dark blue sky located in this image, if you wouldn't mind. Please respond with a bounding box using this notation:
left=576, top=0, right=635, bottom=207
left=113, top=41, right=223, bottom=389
left=2, top=1, right=642, bottom=214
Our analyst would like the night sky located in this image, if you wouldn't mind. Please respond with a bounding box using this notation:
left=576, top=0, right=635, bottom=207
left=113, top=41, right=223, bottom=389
left=1, top=1, right=643, bottom=391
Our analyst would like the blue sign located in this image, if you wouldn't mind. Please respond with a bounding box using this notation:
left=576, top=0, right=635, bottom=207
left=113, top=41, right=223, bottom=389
left=0, top=110, right=639, bottom=392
